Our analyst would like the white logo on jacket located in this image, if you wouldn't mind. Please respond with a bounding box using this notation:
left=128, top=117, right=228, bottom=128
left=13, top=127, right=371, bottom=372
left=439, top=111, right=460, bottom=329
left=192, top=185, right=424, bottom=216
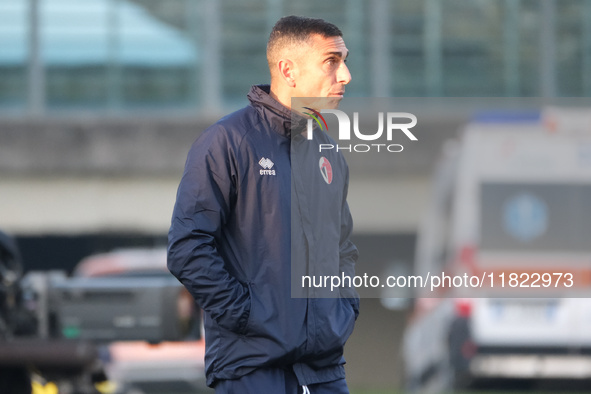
left=259, top=157, right=276, bottom=175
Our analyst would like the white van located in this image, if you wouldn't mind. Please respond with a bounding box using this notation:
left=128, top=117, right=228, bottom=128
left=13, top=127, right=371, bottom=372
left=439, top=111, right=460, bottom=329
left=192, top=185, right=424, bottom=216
left=403, top=108, right=591, bottom=391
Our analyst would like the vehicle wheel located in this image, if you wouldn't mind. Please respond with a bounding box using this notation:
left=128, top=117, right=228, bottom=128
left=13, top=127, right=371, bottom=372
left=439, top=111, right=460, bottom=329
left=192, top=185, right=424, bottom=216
left=448, top=317, right=475, bottom=391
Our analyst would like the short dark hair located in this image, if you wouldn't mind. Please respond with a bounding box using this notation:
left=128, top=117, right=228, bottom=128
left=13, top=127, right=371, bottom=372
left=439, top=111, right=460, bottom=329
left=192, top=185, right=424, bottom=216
left=267, top=16, right=342, bottom=71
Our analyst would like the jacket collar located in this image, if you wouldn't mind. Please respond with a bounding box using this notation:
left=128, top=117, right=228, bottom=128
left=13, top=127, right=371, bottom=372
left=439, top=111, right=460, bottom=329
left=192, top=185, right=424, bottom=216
left=247, top=84, right=308, bottom=139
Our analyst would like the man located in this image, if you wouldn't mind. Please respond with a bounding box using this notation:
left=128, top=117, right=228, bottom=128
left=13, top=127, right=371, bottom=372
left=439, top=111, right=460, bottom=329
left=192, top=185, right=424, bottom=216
left=168, top=16, right=358, bottom=394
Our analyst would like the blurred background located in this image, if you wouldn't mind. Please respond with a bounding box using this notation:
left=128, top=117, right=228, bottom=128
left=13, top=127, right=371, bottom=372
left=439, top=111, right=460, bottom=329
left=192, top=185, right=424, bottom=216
left=1, top=0, right=591, bottom=393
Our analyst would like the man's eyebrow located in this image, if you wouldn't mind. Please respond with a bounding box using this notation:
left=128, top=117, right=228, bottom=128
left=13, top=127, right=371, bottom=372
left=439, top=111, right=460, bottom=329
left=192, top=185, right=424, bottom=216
left=323, top=51, right=349, bottom=59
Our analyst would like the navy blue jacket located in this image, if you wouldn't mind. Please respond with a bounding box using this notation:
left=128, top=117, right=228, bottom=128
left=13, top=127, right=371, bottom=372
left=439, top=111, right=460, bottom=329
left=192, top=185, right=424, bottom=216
left=168, top=85, right=359, bottom=387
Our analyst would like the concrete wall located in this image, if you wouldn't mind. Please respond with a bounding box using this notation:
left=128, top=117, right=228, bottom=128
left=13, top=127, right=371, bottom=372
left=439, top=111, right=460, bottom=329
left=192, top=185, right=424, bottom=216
left=0, top=116, right=216, bottom=176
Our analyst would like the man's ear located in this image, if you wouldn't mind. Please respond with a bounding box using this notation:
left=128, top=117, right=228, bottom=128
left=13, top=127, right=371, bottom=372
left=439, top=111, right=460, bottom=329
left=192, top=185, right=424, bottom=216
left=277, top=59, right=297, bottom=88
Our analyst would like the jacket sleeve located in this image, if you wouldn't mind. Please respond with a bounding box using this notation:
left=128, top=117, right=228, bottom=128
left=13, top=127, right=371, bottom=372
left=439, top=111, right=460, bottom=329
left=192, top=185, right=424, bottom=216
left=167, top=128, right=250, bottom=334
left=339, top=164, right=360, bottom=319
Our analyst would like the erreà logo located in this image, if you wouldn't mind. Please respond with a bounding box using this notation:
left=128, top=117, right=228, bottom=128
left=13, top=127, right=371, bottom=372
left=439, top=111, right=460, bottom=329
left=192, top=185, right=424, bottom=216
left=259, top=157, right=276, bottom=176
left=306, top=109, right=418, bottom=153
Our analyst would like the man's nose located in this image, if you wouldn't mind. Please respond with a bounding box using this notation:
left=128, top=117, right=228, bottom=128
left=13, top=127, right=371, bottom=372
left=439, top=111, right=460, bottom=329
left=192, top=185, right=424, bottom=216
left=338, top=62, right=352, bottom=85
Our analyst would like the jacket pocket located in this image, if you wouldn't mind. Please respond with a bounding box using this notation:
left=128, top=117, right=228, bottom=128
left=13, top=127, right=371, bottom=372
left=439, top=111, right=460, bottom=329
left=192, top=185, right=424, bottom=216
left=338, top=297, right=357, bottom=344
left=311, top=298, right=356, bottom=359
left=241, top=283, right=308, bottom=352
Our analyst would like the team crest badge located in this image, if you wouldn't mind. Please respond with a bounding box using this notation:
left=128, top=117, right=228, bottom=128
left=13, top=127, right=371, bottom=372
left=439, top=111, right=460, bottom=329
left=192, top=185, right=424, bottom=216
left=319, top=157, right=333, bottom=184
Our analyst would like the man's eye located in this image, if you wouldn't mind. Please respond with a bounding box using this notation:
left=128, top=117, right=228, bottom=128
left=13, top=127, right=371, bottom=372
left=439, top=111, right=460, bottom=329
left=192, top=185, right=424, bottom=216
left=326, top=58, right=338, bottom=66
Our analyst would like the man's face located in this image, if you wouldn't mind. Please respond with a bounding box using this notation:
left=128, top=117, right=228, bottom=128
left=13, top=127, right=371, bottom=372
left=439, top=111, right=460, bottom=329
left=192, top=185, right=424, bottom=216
left=292, top=34, right=351, bottom=109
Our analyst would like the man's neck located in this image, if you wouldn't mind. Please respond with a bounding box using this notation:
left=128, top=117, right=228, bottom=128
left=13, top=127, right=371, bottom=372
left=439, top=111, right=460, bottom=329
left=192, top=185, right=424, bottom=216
left=269, top=84, right=292, bottom=110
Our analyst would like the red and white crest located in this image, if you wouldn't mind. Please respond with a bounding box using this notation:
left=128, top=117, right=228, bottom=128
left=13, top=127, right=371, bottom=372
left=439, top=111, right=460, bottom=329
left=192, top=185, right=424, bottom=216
left=319, top=156, right=333, bottom=184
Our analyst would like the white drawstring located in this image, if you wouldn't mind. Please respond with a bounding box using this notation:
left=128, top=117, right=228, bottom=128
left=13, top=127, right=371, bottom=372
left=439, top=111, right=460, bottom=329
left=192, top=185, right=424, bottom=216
left=302, top=385, right=310, bottom=394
